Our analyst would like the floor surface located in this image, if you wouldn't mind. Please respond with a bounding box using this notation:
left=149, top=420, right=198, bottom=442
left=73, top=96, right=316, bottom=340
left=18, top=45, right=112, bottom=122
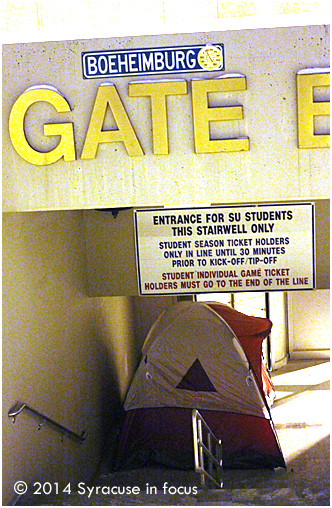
left=19, top=359, right=330, bottom=506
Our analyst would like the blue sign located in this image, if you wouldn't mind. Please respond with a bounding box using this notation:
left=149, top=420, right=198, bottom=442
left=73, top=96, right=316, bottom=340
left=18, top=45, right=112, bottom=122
left=82, top=44, right=225, bottom=79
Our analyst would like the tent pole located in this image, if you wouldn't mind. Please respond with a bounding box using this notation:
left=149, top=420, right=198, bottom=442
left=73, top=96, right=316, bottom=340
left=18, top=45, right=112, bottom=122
left=265, top=293, right=272, bottom=371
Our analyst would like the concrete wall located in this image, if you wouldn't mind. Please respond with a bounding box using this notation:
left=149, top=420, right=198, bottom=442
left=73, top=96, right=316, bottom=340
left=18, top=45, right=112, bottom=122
left=2, top=211, right=170, bottom=505
left=2, top=25, right=329, bottom=213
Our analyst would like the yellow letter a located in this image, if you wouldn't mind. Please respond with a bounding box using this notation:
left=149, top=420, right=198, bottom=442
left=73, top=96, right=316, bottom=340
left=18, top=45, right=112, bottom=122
left=82, top=84, right=144, bottom=158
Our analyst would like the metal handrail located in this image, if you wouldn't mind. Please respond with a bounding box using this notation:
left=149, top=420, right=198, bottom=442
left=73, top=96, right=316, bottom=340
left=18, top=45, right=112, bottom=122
left=8, top=401, right=87, bottom=444
left=192, top=409, right=223, bottom=489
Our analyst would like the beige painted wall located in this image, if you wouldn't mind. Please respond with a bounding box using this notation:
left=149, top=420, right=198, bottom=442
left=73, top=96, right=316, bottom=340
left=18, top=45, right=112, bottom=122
left=288, top=290, right=330, bottom=359
left=3, top=211, right=167, bottom=505
left=84, top=209, right=138, bottom=296
left=315, top=199, right=330, bottom=289
left=269, top=292, right=288, bottom=369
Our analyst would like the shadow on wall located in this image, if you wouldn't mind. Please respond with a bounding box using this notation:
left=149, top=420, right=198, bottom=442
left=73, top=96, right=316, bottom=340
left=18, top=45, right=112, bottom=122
left=90, top=295, right=175, bottom=475
left=89, top=296, right=149, bottom=474
left=89, top=308, right=124, bottom=475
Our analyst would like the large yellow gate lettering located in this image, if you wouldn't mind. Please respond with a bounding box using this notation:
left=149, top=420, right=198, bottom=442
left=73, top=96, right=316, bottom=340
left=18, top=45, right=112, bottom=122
left=9, top=87, right=75, bottom=166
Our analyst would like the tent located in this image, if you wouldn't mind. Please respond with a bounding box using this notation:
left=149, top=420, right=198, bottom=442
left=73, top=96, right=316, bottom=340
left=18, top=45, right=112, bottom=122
left=116, top=301, right=285, bottom=470
left=207, top=302, right=276, bottom=405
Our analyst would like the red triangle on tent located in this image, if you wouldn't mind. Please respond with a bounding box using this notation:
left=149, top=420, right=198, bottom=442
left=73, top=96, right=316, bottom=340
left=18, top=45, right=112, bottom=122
left=176, top=358, right=217, bottom=392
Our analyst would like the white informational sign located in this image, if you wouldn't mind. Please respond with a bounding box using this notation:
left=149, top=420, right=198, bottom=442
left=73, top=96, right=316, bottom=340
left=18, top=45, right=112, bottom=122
left=134, top=203, right=315, bottom=295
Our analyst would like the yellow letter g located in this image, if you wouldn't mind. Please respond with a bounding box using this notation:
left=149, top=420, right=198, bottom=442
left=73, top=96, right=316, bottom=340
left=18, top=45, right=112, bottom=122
left=9, top=86, right=76, bottom=166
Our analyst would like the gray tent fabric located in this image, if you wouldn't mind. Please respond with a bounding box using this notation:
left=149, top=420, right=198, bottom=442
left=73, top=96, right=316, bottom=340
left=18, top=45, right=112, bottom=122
left=124, top=302, right=268, bottom=418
